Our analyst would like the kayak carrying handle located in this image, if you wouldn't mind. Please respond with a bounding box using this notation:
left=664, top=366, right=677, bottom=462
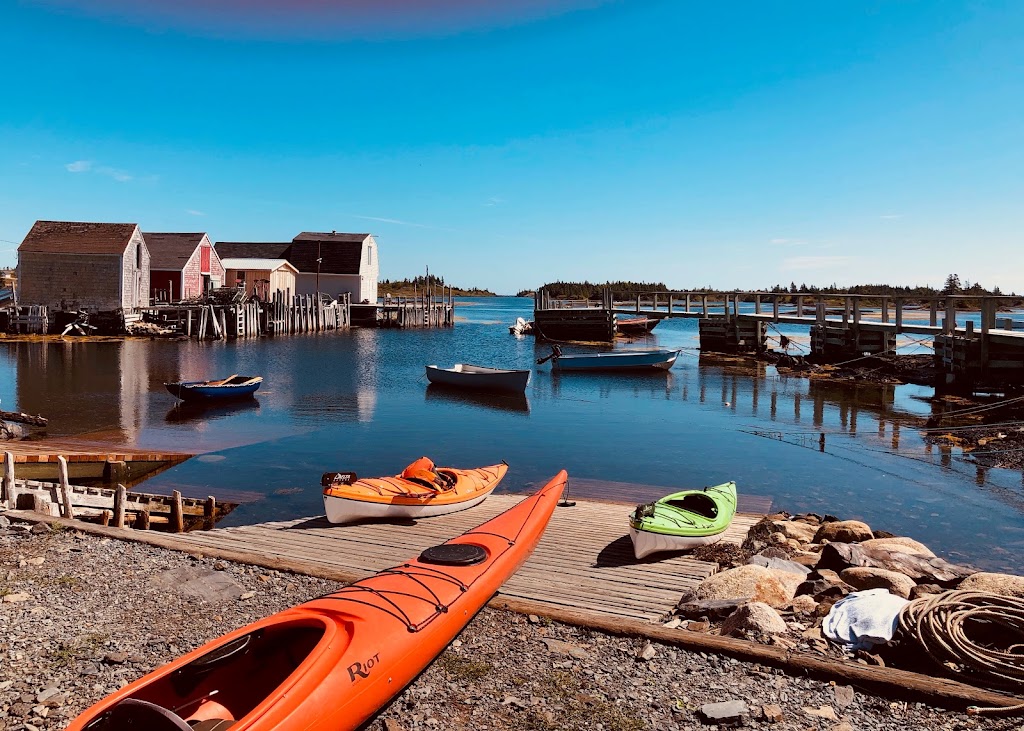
left=558, top=478, right=576, bottom=508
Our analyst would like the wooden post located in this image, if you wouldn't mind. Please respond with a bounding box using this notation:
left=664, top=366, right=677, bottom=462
left=895, top=298, right=903, bottom=334
left=3, top=451, right=14, bottom=509
left=685, top=293, right=691, bottom=315
left=99, top=510, right=111, bottom=526
left=842, top=297, right=850, bottom=325
left=796, top=296, right=804, bottom=319
left=754, top=294, right=761, bottom=315
left=881, top=296, right=889, bottom=324
left=171, top=490, right=185, bottom=533
left=929, top=299, right=938, bottom=327
left=852, top=298, right=860, bottom=326
left=135, top=508, right=150, bottom=531
left=219, top=309, right=227, bottom=340
left=772, top=296, right=779, bottom=322
left=113, top=484, right=126, bottom=528
left=186, top=309, right=192, bottom=337
left=945, top=298, right=956, bottom=334
left=58, top=455, right=74, bottom=519
left=204, top=496, right=216, bottom=530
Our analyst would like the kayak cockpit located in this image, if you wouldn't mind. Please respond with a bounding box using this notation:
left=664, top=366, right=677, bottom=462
left=82, top=620, right=327, bottom=730
left=663, top=493, right=719, bottom=519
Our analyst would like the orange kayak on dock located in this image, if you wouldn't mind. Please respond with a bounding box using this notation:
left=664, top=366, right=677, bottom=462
left=322, top=457, right=507, bottom=524
left=66, top=470, right=568, bottom=731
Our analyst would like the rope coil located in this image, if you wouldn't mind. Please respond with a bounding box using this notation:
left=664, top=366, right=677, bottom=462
left=898, top=590, right=1024, bottom=715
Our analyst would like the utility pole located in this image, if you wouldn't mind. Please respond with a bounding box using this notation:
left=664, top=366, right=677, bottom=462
left=316, top=240, right=322, bottom=295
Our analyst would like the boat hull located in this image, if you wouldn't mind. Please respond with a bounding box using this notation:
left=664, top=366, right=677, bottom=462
left=165, top=378, right=263, bottom=401
left=615, top=317, right=661, bottom=335
left=324, top=488, right=493, bottom=523
left=425, top=364, right=530, bottom=392
left=66, top=472, right=567, bottom=731
left=628, top=525, right=727, bottom=559
left=552, top=349, right=680, bottom=371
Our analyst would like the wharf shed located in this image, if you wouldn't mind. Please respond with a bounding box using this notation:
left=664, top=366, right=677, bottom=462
left=215, top=233, right=378, bottom=303
left=290, top=231, right=378, bottom=303
left=220, top=257, right=298, bottom=300
left=17, top=220, right=150, bottom=312
left=144, top=232, right=224, bottom=303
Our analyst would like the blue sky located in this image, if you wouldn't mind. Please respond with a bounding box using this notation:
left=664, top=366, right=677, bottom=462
left=1, top=0, right=1022, bottom=294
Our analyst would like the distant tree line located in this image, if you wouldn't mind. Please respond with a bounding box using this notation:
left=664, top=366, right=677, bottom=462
left=380, top=276, right=495, bottom=297
left=516, top=281, right=670, bottom=299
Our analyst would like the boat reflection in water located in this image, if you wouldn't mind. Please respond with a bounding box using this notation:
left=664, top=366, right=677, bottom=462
left=165, top=397, right=261, bottom=424
left=424, top=384, right=530, bottom=414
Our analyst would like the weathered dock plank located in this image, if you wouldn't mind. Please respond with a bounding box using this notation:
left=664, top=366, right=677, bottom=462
left=119, top=494, right=760, bottom=622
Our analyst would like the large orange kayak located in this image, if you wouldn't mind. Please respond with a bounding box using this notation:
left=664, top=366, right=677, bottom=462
left=322, top=457, right=507, bottom=524
left=67, top=471, right=567, bottom=731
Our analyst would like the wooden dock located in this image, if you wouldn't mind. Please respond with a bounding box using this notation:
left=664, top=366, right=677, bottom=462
left=62, top=494, right=761, bottom=622
left=0, top=441, right=190, bottom=483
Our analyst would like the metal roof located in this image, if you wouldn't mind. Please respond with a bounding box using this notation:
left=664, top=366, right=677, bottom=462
left=220, top=258, right=298, bottom=273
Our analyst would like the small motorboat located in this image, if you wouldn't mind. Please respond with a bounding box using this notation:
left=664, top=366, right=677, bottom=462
left=65, top=472, right=567, bottom=731
left=322, top=457, right=508, bottom=524
left=615, top=316, right=661, bottom=335
left=165, top=374, right=263, bottom=401
left=628, top=481, right=737, bottom=559
left=537, top=345, right=680, bottom=371
left=425, top=363, right=530, bottom=393
left=509, top=317, right=534, bottom=335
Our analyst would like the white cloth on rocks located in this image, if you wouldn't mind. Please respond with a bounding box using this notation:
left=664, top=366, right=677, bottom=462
left=822, top=588, right=910, bottom=650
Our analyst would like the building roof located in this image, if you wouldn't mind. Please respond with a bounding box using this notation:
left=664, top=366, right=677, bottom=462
left=19, top=220, right=139, bottom=255
left=292, top=231, right=370, bottom=244
left=143, top=232, right=208, bottom=270
left=220, top=258, right=298, bottom=273
left=215, top=242, right=292, bottom=260
left=288, top=232, right=372, bottom=276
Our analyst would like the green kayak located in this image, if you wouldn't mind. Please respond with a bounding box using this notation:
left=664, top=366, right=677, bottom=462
left=628, top=481, right=737, bottom=558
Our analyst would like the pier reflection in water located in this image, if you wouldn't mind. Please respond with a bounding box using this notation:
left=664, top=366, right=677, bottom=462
left=2, top=297, right=1023, bottom=571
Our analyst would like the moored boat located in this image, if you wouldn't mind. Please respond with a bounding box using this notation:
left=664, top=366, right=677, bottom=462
left=65, top=471, right=568, bottom=731
left=322, top=457, right=508, bottom=524
left=628, top=481, right=737, bottom=559
left=509, top=317, right=534, bottom=335
left=165, top=375, right=263, bottom=400
left=539, top=345, right=680, bottom=371
left=425, top=363, right=530, bottom=393
left=615, top=316, right=661, bottom=335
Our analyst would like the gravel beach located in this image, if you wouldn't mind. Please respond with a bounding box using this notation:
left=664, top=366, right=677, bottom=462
left=0, top=517, right=1013, bottom=731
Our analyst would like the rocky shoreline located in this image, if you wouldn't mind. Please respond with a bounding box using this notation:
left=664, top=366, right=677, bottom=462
left=2, top=512, right=1018, bottom=731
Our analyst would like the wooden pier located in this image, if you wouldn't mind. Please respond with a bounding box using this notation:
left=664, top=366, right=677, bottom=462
left=143, top=291, right=351, bottom=340
left=0, top=441, right=189, bottom=483
left=371, top=290, right=456, bottom=329
left=535, top=287, right=1024, bottom=391
left=11, top=493, right=762, bottom=621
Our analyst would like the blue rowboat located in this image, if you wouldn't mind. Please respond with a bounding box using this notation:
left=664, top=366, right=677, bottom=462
left=165, top=375, right=263, bottom=401
left=543, top=347, right=680, bottom=372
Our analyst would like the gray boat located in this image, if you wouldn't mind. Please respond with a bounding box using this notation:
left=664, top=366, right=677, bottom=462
left=425, top=364, right=531, bottom=393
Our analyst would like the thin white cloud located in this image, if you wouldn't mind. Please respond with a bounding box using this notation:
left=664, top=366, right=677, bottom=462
left=348, top=214, right=457, bottom=233
left=96, top=166, right=133, bottom=182
left=783, top=255, right=854, bottom=271
left=186, top=209, right=206, bottom=217
left=880, top=214, right=903, bottom=220
left=770, top=238, right=809, bottom=246
left=65, top=160, right=92, bottom=173
left=483, top=196, right=504, bottom=207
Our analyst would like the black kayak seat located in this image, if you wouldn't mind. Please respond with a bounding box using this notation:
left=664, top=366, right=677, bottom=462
left=419, top=543, right=487, bottom=566
left=85, top=699, right=191, bottom=731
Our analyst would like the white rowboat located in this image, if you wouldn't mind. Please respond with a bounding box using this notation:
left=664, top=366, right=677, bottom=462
left=425, top=364, right=530, bottom=393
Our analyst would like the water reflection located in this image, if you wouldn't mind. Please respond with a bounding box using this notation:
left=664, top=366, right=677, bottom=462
left=165, top=397, right=261, bottom=423
left=424, top=384, right=530, bottom=414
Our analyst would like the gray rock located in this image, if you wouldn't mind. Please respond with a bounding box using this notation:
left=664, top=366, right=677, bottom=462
left=700, top=700, right=749, bottom=722
left=959, top=572, right=1024, bottom=598
left=840, top=566, right=916, bottom=598
left=747, top=555, right=811, bottom=576
left=150, top=567, right=244, bottom=603
left=721, top=602, right=787, bottom=637
left=541, top=638, right=589, bottom=659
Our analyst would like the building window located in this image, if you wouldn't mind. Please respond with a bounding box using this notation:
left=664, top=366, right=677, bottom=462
left=136, top=244, right=142, bottom=269
left=367, top=246, right=373, bottom=265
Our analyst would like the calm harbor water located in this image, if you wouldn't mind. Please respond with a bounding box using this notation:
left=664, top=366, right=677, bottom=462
left=2, top=297, right=1023, bottom=571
